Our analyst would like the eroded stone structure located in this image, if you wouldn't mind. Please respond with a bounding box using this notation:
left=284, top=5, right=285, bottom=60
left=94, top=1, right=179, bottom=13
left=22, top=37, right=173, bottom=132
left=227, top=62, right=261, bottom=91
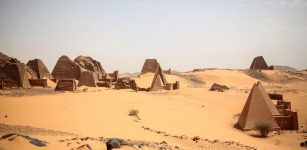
left=250, top=56, right=273, bottom=70
left=140, top=59, right=159, bottom=75
left=163, top=68, right=172, bottom=75
left=51, top=55, right=83, bottom=80
left=27, top=59, right=53, bottom=79
left=74, top=56, right=106, bottom=80
left=0, top=52, right=37, bottom=88
left=78, top=71, right=97, bottom=87
left=55, top=79, right=77, bottom=91
left=29, top=79, right=48, bottom=87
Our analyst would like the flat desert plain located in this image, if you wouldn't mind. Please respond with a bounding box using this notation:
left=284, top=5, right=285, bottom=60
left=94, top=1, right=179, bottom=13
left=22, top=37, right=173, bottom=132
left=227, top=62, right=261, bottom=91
left=0, top=69, right=306, bottom=150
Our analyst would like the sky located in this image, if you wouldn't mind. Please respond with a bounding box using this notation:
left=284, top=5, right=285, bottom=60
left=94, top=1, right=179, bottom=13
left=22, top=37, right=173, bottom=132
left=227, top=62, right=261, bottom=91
left=0, top=0, right=306, bottom=73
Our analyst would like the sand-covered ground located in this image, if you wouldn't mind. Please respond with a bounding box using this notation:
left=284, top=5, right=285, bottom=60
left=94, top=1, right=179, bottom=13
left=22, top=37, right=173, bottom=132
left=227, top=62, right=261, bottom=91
left=0, top=69, right=306, bottom=150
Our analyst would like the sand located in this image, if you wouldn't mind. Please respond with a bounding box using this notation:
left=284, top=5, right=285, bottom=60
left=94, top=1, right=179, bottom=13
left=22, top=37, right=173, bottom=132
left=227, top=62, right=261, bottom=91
left=0, top=69, right=306, bottom=150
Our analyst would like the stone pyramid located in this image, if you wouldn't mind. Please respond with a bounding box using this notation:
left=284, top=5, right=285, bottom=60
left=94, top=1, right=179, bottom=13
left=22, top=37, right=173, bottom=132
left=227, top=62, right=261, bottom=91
left=150, top=63, right=167, bottom=91
left=27, top=59, right=52, bottom=79
left=236, top=82, right=280, bottom=130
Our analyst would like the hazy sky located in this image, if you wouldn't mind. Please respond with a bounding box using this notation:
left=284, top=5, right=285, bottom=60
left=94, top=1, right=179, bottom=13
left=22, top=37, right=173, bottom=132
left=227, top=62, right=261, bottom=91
left=0, top=0, right=306, bottom=73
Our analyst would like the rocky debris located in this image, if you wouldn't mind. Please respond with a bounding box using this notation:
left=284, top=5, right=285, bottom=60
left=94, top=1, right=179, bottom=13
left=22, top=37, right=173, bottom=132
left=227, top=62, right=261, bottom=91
left=209, top=83, right=229, bottom=92
left=0, top=133, right=48, bottom=147
left=106, top=138, right=128, bottom=150
left=77, top=144, right=92, bottom=150
left=192, top=136, right=201, bottom=142
left=141, top=126, right=257, bottom=150
left=0, top=123, right=78, bottom=136
left=114, top=77, right=138, bottom=91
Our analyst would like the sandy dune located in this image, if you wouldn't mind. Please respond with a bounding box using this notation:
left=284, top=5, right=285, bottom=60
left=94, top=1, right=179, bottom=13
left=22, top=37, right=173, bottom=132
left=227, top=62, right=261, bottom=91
left=0, top=69, right=306, bottom=150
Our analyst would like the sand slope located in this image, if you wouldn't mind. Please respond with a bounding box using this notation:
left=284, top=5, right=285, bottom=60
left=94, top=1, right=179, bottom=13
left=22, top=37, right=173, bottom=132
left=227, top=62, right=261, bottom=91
left=0, top=69, right=306, bottom=150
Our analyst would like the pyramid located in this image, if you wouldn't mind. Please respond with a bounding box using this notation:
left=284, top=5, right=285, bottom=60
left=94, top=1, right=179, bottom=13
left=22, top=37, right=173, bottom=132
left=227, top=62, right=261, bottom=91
left=150, top=64, right=167, bottom=91
left=74, top=55, right=106, bottom=74
left=250, top=56, right=269, bottom=70
left=27, top=59, right=53, bottom=79
left=140, top=59, right=159, bottom=75
left=0, top=52, right=37, bottom=88
left=78, top=70, right=97, bottom=87
left=51, top=55, right=83, bottom=80
left=256, top=82, right=280, bottom=116
left=236, top=82, right=280, bottom=130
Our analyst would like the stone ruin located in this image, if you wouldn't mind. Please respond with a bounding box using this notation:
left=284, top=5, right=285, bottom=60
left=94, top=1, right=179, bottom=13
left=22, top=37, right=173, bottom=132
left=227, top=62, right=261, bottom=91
left=163, top=68, right=172, bottom=75
left=236, top=82, right=298, bottom=131
left=52, top=55, right=83, bottom=80
left=29, top=79, right=48, bottom=87
left=269, top=93, right=299, bottom=130
left=209, top=83, right=229, bottom=92
left=114, top=77, right=138, bottom=91
left=0, top=52, right=37, bottom=89
left=74, top=55, right=106, bottom=80
left=140, top=59, right=159, bottom=75
left=250, top=56, right=273, bottom=70
left=55, top=79, right=77, bottom=91
left=78, top=70, right=97, bottom=87
left=97, top=70, right=120, bottom=88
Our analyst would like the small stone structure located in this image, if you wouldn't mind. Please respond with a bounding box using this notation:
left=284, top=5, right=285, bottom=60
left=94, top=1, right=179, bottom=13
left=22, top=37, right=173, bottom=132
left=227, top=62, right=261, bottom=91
left=51, top=55, right=83, bottom=80
left=27, top=59, right=53, bottom=79
left=163, top=68, right=172, bottom=75
left=268, top=93, right=283, bottom=100
left=236, top=82, right=299, bottom=131
left=0, top=52, right=37, bottom=88
left=114, top=77, right=138, bottom=91
left=55, top=79, right=77, bottom=91
left=173, top=81, right=180, bottom=90
left=250, top=56, right=273, bottom=70
left=78, top=71, right=97, bottom=87
left=209, top=83, right=229, bottom=92
left=29, top=79, right=48, bottom=87
left=270, top=93, right=299, bottom=130
left=140, top=59, right=159, bottom=75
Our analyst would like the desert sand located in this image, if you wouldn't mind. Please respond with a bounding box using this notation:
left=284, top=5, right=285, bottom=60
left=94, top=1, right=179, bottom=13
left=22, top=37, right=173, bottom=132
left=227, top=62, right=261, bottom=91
left=0, top=69, right=306, bottom=150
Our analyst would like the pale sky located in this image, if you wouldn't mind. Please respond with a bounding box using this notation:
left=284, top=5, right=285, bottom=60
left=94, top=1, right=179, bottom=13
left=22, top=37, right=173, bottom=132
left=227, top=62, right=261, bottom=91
left=0, top=0, right=306, bottom=73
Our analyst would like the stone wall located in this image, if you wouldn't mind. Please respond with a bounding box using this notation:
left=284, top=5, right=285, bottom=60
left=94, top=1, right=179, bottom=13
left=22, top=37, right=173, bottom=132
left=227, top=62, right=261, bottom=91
left=78, top=71, right=97, bottom=87
left=29, top=79, right=48, bottom=87
left=274, top=110, right=298, bottom=130
left=55, top=79, right=77, bottom=91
